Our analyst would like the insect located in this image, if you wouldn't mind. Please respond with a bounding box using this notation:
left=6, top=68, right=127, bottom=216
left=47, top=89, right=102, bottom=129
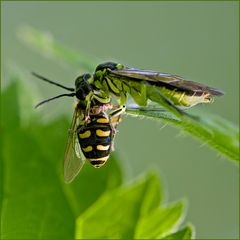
left=91, top=62, right=224, bottom=112
left=34, top=62, right=224, bottom=182
left=33, top=72, right=123, bottom=183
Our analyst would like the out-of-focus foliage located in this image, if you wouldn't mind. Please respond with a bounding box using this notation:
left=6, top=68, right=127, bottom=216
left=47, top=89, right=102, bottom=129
left=1, top=25, right=237, bottom=239
left=0, top=80, right=193, bottom=239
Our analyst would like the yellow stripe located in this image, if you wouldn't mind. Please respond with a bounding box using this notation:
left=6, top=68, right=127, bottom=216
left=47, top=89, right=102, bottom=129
left=96, top=129, right=111, bottom=137
left=90, top=156, right=109, bottom=161
left=96, top=118, right=109, bottom=124
left=82, top=146, right=93, bottom=152
left=79, top=130, right=91, bottom=139
left=96, top=145, right=110, bottom=151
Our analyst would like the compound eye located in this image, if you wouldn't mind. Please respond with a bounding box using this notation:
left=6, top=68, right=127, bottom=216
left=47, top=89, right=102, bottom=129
left=74, top=74, right=93, bottom=100
left=75, top=74, right=92, bottom=88
left=83, top=73, right=91, bottom=81
left=95, top=62, right=119, bottom=72
left=75, top=75, right=83, bottom=88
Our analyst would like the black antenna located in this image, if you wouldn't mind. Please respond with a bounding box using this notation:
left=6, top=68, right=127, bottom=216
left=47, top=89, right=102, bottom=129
left=32, top=72, right=76, bottom=108
left=35, top=93, right=75, bottom=108
left=32, top=72, right=75, bottom=92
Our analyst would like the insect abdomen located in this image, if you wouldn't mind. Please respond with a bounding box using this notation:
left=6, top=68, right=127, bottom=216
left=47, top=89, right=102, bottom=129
left=77, top=113, right=113, bottom=168
left=157, top=87, right=213, bottom=107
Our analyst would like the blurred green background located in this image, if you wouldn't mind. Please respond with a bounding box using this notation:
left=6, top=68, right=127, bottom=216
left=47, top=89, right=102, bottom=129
left=1, top=1, right=239, bottom=239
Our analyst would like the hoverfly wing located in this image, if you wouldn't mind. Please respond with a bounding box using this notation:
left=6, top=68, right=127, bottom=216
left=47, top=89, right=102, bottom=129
left=64, top=109, right=85, bottom=183
left=109, top=68, right=224, bottom=96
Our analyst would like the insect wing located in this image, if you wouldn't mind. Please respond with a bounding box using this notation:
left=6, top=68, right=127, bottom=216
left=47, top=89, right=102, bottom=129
left=64, top=109, right=85, bottom=183
left=109, top=68, right=224, bottom=96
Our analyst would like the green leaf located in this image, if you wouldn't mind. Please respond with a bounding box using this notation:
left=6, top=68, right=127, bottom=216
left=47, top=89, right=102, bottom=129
left=134, top=201, right=185, bottom=239
left=181, top=113, right=239, bottom=162
left=161, top=225, right=194, bottom=240
left=127, top=107, right=239, bottom=162
left=76, top=173, right=186, bottom=239
left=75, top=173, right=161, bottom=239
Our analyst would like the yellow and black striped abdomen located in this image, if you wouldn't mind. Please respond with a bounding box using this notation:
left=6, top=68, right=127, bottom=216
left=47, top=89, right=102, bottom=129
left=77, top=113, right=113, bottom=168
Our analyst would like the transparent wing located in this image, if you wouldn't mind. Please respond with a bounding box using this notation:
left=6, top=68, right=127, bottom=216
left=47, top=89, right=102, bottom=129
left=109, top=68, right=224, bottom=96
left=64, top=108, right=86, bottom=183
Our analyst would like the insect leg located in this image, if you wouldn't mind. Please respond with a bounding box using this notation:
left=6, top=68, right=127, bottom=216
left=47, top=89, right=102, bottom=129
left=119, top=91, right=127, bottom=106
left=109, top=105, right=125, bottom=151
left=109, top=105, right=126, bottom=118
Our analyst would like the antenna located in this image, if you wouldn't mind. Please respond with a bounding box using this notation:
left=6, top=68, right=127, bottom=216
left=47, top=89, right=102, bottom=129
left=35, top=93, right=76, bottom=108
left=32, top=72, right=76, bottom=108
left=32, top=72, right=75, bottom=92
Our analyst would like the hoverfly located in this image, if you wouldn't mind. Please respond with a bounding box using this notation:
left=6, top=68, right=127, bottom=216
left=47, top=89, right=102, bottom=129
left=63, top=102, right=123, bottom=183
left=33, top=72, right=124, bottom=183
left=92, top=62, right=224, bottom=113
